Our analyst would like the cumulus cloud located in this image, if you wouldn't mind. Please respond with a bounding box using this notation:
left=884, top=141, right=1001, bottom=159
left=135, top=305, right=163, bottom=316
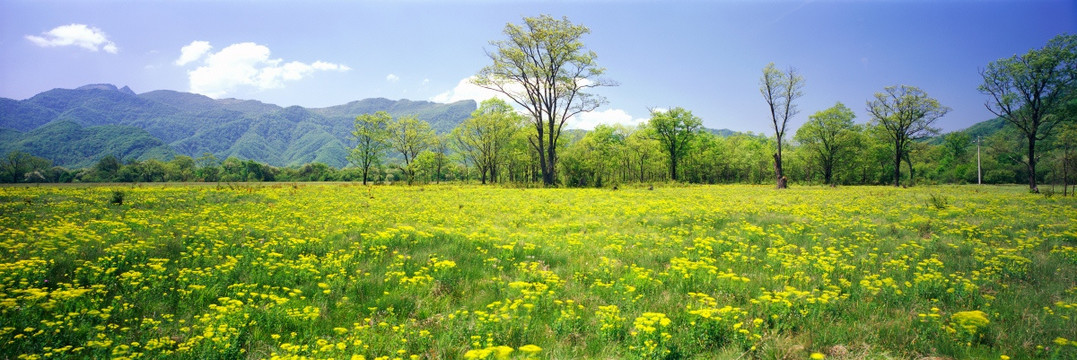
left=177, top=41, right=349, bottom=98
left=175, top=41, right=212, bottom=66
left=431, top=76, right=513, bottom=104
left=386, top=74, right=400, bottom=82
left=433, top=76, right=642, bottom=130
left=313, top=61, right=350, bottom=71
left=567, top=108, right=648, bottom=130
left=26, top=24, right=118, bottom=53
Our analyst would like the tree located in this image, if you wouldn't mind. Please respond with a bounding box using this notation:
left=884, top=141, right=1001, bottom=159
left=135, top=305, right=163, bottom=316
left=451, top=98, right=524, bottom=184
left=649, top=107, right=702, bottom=181
left=1057, top=122, right=1077, bottom=195
left=474, top=15, right=614, bottom=186
left=167, top=155, right=196, bottom=182
left=794, top=102, right=856, bottom=185
left=93, top=155, right=123, bottom=182
left=867, top=85, right=951, bottom=187
left=1, top=151, right=52, bottom=183
left=387, top=115, right=435, bottom=185
left=939, top=132, right=973, bottom=183
left=626, top=125, right=662, bottom=182
left=196, top=153, right=221, bottom=182
left=979, top=33, right=1077, bottom=192
left=349, top=111, right=391, bottom=185
left=760, top=63, right=804, bottom=189
left=431, top=135, right=449, bottom=184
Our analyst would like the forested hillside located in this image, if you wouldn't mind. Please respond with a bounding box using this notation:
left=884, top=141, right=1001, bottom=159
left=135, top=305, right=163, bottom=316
left=0, top=84, right=476, bottom=168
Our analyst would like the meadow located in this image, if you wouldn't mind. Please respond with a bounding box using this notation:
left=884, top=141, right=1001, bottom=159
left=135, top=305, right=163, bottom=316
left=0, top=184, right=1074, bottom=359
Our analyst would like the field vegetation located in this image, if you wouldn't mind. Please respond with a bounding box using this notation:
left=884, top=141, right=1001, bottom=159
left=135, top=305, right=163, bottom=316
left=1, top=184, right=1074, bottom=359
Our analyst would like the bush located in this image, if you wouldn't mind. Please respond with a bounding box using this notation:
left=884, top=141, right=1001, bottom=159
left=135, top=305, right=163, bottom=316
left=109, top=190, right=124, bottom=205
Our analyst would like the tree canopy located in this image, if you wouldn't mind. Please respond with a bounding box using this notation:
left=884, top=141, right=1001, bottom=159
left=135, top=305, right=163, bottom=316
left=474, top=15, right=614, bottom=186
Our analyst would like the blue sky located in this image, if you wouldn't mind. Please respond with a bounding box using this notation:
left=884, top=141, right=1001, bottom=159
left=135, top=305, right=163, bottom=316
left=1, top=0, right=1074, bottom=134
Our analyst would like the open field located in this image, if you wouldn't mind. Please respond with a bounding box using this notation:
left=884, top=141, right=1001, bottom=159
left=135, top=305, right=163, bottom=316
left=1, top=184, right=1075, bottom=359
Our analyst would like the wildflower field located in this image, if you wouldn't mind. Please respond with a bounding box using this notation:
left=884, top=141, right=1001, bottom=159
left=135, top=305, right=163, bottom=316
left=1, top=184, right=1075, bottom=360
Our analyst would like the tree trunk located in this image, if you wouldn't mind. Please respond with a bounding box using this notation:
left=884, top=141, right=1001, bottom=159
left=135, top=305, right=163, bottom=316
left=904, top=153, right=915, bottom=187
left=823, top=161, right=833, bottom=185
left=670, top=156, right=678, bottom=181
left=893, top=140, right=902, bottom=187
left=1027, top=135, right=1038, bottom=193
left=773, top=153, right=786, bottom=189
left=1064, top=147, right=1070, bottom=196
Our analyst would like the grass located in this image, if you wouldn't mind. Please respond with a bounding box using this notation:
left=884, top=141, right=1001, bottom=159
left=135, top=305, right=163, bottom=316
left=0, top=184, right=1074, bottom=359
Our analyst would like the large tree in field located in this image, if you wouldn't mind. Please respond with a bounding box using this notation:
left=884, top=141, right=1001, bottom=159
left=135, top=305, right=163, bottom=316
left=387, top=115, right=435, bottom=185
left=979, top=34, right=1076, bottom=193
left=760, top=63, right=804, bottom=189
left=867, top=85, right=950, bottom=187
left=794, top=102, right=856, bottom=185
left=348, top=111, right=391, bottom=185
left=649, top=107, right=702, bottom=181
left=474, top=15, right=614, bottom=186
left=451, top=98, right=524, bottom=184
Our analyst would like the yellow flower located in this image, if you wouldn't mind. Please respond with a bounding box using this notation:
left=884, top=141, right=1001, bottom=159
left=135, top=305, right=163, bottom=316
left=810, top=353, right=825, bottom=360
left=518, top=344, right=542, bottom=353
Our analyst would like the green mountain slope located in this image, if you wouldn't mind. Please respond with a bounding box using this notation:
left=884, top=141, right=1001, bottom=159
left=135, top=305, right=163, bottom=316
left=0, top=121, right=176, bottom=168
left=0, top=84, right=476, bottom=168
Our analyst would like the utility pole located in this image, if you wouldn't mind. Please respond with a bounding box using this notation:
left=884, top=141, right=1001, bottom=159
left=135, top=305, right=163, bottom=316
left=977, top=136, right=982, bottom=185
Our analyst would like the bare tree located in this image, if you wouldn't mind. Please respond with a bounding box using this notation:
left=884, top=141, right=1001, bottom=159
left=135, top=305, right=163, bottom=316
left=760, top=63, right=804, bottom=189
left=474, top=15, right=615, bottom=186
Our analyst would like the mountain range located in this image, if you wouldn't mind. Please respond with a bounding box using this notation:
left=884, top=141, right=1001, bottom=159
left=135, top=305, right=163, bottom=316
left=1, top=84, right=1007, bottom=170
left=0, top=84, right=476, bottom=168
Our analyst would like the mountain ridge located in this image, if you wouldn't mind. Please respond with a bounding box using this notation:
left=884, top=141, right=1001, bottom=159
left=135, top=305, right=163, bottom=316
left=0, top=84, right=477, bottom=168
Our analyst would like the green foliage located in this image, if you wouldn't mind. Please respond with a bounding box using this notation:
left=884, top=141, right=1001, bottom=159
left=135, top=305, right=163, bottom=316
left=349, top=111, right=392, bottom=185
left=387, top=115, right=435, bottom=185
left=868, top=85, right=951, bottom=186
left=1, top=151, right=52, bottom=183
left=649, top=107, right=702, bottom=181
left=109, top=190, right=124, bottom=205
left=0, top=121, right=176, bottom=169
left=475, top=14, right=614, bottom=185
left=794, top=102, right=857, bottom=184
left=979, top=33, right=1077, bottom=192
left=451, top=99, right=525, bottom=184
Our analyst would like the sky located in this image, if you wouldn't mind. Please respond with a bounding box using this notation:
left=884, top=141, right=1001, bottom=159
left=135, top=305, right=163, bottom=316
left=1, top=0, right=1074, bottom=134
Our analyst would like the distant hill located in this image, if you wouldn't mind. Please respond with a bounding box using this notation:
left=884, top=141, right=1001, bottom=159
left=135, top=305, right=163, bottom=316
left=705, top=127, right=751, bottom=137
left=923, top=117, right=1012, bottom=145
left=0, top=85, right=476, bottom=168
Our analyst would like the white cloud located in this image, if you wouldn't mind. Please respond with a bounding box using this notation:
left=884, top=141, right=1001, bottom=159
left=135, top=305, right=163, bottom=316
left=567, top=108, right=648, bottom=130
left=431, top=76, right=513, bottom=104
left=178, top=41, right=349, bottom=98
left=175, top=41, right=211, bottom=66
left=432, top=76, right=642, bottom=130
left=26, top=24, right=118, bottom=53
left=386, top=74, right=400, bottom=82
left=313, top=61, right=350, bottom=71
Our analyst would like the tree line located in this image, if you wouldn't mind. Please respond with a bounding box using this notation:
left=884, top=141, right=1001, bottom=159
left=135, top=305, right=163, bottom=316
left=2, top=17, right=1073, bottom=193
